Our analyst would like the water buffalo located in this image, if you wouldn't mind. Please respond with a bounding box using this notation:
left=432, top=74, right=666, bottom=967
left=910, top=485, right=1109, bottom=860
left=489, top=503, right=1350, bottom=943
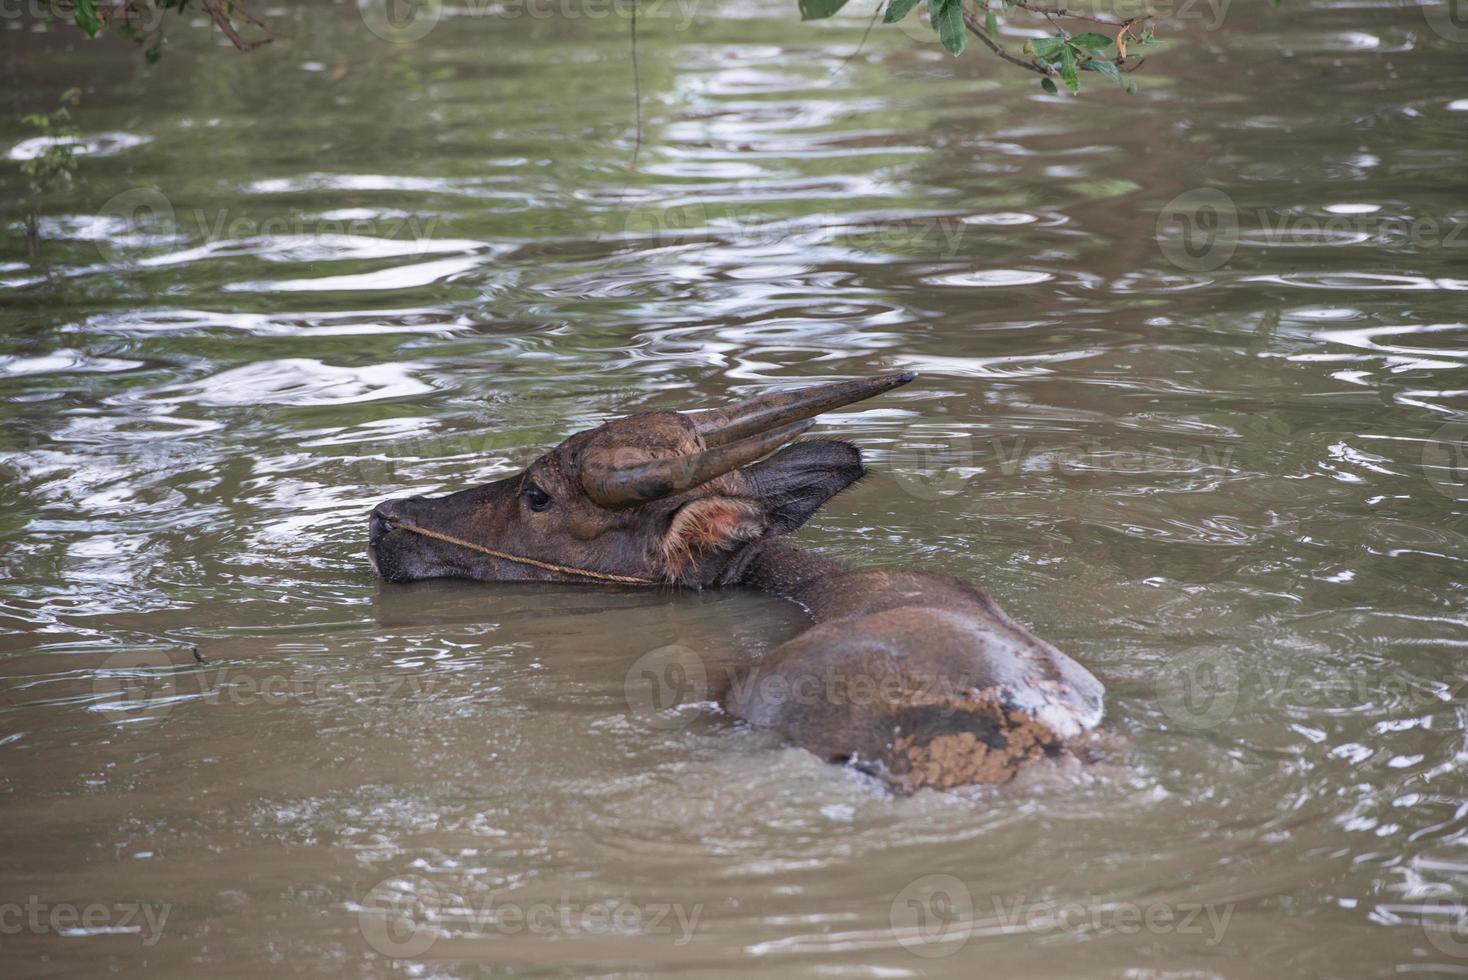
left=368, top=373, right=1104, bottom=791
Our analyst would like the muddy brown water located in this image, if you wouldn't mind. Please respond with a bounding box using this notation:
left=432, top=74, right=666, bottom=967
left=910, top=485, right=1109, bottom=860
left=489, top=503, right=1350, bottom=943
left=1, top=1, right=1466, bottom=975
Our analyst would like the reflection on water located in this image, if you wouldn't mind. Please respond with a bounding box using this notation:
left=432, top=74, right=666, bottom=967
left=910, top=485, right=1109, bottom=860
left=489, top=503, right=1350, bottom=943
left=1, top=0, right=1466, bottom=975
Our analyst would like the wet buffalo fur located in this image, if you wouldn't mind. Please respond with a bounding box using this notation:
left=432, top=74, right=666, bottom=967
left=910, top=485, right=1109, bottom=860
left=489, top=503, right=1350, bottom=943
left=369, top=385, right=1105, bottom=792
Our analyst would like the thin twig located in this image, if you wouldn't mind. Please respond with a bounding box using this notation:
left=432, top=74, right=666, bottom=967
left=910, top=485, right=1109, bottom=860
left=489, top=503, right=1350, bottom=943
left=1009, top=1, right=1132, bottom=28
left=201, top=0, right=271, bottom=51
left=228, top=0, right=277, bottom=34
left=960, top=8, right=1054, bottom=76
left=832, top=0, right=885, bottom=77
left=630, top=0, right=642, bottom=172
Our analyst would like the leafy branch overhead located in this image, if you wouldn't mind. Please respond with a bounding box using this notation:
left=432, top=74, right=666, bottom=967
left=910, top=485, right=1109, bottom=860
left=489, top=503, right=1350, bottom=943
left=20, top=87, right=83, bottom=252
left=51, top=0, right=274, bottom=62
left=806, top=0, right=1157, bottom=94
left=48, top=0, right=1156, bottom=93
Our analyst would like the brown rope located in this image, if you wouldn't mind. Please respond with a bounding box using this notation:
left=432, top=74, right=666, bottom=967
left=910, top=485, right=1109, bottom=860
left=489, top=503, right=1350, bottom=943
left=390, top=522, right=660, bottom=586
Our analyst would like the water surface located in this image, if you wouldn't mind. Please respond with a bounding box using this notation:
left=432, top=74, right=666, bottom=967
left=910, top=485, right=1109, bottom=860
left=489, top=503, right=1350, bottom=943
left=2, top=0, right=1466, bottom=975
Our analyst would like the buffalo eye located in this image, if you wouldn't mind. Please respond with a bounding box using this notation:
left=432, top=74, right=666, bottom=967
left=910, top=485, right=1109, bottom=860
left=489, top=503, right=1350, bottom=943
left=522, top=482, right=552, bottom=512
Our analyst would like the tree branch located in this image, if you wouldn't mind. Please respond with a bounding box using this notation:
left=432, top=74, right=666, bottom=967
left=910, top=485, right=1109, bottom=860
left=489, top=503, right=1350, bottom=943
left=960, top=8, right=1054, bottom=76
left=1008, top=1, right=1136, bottom=28
left=200, top=1, right=272, bottom=51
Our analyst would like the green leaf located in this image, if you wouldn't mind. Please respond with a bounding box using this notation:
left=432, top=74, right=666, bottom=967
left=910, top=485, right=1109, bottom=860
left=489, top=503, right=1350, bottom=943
left=933, top=0, right=965, bottom=55
left=1040, top=77, right=1057, bottom=94
left=984, top=4, right=997, bottom=35
left=1030, top=37, right=1065, bottom=60
left=1083, top=57, right=1122, bottom=84
left=73, top=0, right=101, bottom=37
left=1070, top=32, right=1112, bottom=51
left=883, top=0, right=922, bottom=23
left=799, top=0, right=850, bottom=21
left=1060, top=43, right=1079, bottom=93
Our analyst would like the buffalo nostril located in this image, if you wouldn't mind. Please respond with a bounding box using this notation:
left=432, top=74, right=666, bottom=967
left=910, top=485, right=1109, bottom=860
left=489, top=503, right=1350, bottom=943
left=372, top=498, right=410, bottom=522
left=368, top=511, right=391, bottom=546
left=370, top=499, right=411, bottom=543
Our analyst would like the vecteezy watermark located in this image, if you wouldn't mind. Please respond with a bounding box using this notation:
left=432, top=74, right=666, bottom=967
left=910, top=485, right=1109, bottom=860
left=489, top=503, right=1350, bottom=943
left=1027, top=0, right=1233, bottom=29
left=888, top=0, right=1231, bottom=44
left=621, top=643, right=1007, bottom=730
left=1420, top=901, right=1468, bottom=957
left=1154, top=655, right=1467, bottom=732
left=890, top=874, right=974, bottom=958
left=1156, top=188, right=1240, bottom=273
left=890, top=874, right=1235, bottom=958
left=358, top=875, right=443, bottom=959
left=1115, top=0, right=1232, bottom=29
left=1374, top=899, right=1468, bottom=958
left=1423, top=420, right=1468, bottom=501
left=1423, top=0, right=1468, bottom=43
left=356, top=875, right=703, bottom=959
left=1254, top=663, right=1464, bottom=715
left=0, top=0, right=166, bottom=31
left=196, top=668, right=453, bottom=709
left=0, top=897, right=170, bottom=947
left=93, top=652, right=457, bottom=728
left=618, top=201, right=975, bottom=258
left=93, top=186, right=176, bottom=265
left=1157, top=189, right=1468, bottom=273
left=342, top=430, right=538, bottom=493
left=358, top=0, right=700, bottom=44
left=360, top=0, right=444, bottom=42
left=94, top=186, right=442, bottom=266
left=93, top=648, right=189, bottom=728
left=623, top=643, right=709, bottom=730
left=1154, top=649, right=1241, bottom=730
left=890, top=433, right=1238, bottom=501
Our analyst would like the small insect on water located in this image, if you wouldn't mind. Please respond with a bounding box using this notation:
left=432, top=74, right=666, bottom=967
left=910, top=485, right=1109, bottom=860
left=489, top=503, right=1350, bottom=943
left=368, top=373, right=1105, bottom=792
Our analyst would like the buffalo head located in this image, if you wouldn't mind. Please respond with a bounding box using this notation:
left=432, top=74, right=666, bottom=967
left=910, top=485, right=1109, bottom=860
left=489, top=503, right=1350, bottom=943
left=368, top=373, right=913, bottom=586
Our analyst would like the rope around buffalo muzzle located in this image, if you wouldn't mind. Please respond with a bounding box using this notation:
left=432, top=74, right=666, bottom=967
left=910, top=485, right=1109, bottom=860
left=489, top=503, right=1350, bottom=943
left=386, top=521, right=660, bottom=586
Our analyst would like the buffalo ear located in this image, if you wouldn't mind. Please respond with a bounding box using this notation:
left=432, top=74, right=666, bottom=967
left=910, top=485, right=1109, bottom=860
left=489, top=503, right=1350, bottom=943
left=743, top=440, right=865, bottom=533
left=661, top=497, right=767, bottom=585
